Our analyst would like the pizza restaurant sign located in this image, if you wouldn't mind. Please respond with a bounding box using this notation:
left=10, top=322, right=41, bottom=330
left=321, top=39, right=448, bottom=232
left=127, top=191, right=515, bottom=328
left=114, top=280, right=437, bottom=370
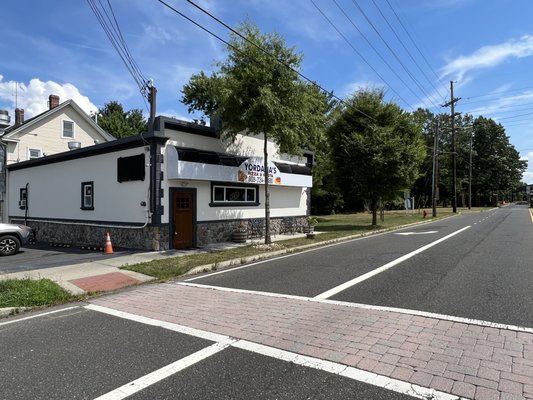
left=237, top=157, right=282, bottom=185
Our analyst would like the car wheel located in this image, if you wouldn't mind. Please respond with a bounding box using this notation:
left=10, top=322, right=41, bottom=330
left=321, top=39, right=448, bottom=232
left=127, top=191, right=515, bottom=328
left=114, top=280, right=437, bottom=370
left=0, top=235, right=21, bottom=256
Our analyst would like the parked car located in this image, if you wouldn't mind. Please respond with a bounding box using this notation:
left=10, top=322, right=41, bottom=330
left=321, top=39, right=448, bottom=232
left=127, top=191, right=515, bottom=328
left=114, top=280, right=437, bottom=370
left=0, top=223, right=35, bottom=256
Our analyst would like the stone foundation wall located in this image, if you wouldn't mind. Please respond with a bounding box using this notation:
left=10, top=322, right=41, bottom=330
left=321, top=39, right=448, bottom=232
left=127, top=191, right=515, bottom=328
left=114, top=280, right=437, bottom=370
left=14, top=216, right=307, bottom=250
left=11, top=219, right=169, bottom=251
left=197, top=216, right=307, bottom=246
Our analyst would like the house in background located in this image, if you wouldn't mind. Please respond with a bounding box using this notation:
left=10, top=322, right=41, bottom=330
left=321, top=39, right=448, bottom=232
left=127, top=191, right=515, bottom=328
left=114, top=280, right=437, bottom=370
left=0, top=94, right=116, bottom=221
left=6, top=115, right=313, bottom=251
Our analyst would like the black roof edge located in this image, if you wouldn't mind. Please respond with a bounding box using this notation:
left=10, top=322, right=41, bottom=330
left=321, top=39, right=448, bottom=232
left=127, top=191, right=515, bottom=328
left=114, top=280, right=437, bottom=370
left=7, top=131, right=168, bottom=171
left=157, top=116, right=217, bottom=138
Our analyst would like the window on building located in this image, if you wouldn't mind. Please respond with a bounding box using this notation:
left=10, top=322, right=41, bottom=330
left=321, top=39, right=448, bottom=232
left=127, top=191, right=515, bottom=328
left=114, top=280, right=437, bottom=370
left=210, top=184, right=259, bottom=206
left=81, top=181, right=94, bottom=210
left=117, top=154, right=145, bottom=182
left=28, top=148, right=42, bottom=159
left=62, top=120, right=74, bottom=138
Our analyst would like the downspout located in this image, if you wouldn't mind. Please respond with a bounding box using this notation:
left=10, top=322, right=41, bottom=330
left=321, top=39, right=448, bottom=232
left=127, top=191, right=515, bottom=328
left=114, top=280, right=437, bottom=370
left=24, top=182, right=29, bottom=226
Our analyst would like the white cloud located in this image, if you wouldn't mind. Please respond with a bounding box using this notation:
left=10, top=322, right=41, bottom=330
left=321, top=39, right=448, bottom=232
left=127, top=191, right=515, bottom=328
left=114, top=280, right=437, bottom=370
left=340, top=80, right=382, bottom=98
left=441, top=35, right=533, bottom=80
left=0, top=77, right=98, bottom=119
left=520, top=152, right=533, bottom=184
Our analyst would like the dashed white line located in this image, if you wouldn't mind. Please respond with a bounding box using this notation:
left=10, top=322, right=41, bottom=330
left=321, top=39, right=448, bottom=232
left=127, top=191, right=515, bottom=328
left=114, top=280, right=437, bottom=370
left=314, top=226, right=471, bottom=300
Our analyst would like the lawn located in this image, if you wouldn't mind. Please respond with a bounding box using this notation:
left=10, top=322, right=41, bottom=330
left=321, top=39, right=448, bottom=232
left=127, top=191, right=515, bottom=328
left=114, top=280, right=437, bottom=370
left=0, top=278, right=77, bottom=308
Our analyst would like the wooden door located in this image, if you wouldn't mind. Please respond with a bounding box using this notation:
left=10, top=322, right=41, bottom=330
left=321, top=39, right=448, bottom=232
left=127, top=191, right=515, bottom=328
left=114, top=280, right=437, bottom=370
left=172, top=191, right=193, bottom=249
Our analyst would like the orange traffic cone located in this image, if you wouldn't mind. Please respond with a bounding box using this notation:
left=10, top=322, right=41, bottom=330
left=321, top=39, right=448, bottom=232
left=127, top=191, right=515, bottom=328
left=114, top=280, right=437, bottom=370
left=104, top=232, right=114, bottom=254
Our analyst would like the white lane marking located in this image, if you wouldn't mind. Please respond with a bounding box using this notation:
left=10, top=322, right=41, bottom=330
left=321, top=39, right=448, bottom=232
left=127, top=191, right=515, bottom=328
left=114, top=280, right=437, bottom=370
left=179, top=281, right=311, bottom=301
left=234, top=340, right=462, bottom=400
left=93, top=339, right=235, bottom=400
left=180, top=282, right=533, bottom=334
left=88, top=301, right=464, bottom=400
left=394, top=231, right=438, bottom=235
left=184, top=217, right=456, bottom=283
left=315, top=226, right=471, bottom=299
left=0, top=306, right=81, bottom=327
left=85, top=304, right=229, bottom=343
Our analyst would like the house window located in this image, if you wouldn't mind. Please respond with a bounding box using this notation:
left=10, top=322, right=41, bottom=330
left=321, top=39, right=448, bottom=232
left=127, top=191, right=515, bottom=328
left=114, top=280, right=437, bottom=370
left=81, top=181, right=94, bottom=210
left=210, top=183, right=259, bottom=207
left=62, top=120, right=74, bottom=138
left=28, top=148, right=42, bottom=159
left=19, top=188, right=27, bottom=209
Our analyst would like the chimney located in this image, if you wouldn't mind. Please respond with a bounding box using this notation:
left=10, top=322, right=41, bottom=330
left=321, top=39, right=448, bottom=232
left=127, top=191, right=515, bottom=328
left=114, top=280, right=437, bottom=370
left=15, top=108, right=24, bottom=126
left=49, top=94, right=60, bottom=110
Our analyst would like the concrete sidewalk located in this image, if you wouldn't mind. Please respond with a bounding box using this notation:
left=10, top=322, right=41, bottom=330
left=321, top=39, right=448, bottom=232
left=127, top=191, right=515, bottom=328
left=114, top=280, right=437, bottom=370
left=92, top=282, right=533, bottom=400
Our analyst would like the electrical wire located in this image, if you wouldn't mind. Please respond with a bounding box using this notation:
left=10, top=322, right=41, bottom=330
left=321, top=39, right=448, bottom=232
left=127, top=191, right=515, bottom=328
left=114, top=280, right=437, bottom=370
left=370, top=0, right=447, bottom=102
left=328, top=0, right=417, bottom=110
left=87, top=0, right=150, bottom=109
left=159, top=0, right=376, bottom=121
left=309, top=0, right=412, bottom=110
left=385, top=0, right=447, bottom=95
left=350, top=0, right=440, bottom=110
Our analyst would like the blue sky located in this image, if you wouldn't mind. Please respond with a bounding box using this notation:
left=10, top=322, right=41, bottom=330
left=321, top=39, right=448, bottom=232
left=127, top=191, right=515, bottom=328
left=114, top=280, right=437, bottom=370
left=2, top=0, right=533, bottom=182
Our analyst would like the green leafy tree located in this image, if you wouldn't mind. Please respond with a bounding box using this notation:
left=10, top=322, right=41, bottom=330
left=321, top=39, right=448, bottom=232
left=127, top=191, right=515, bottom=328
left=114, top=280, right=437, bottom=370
left=471, top=117, right=526, bottom=204
left=95, top=101, right=148, bottom=138
left=328, top=89, right=426, bottom=225
left=182, top=22, right=329, bottom=243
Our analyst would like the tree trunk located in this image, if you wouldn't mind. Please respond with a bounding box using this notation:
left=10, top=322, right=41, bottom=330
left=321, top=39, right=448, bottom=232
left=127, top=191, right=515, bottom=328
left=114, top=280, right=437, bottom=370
left=371, top=198, right=377, bottom=226
left=264, top=133, right=271, bottom=244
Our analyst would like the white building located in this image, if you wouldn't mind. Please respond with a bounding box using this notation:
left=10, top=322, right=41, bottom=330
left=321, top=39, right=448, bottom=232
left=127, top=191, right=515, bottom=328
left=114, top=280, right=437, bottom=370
left=6, top=116, right=313, bottom=250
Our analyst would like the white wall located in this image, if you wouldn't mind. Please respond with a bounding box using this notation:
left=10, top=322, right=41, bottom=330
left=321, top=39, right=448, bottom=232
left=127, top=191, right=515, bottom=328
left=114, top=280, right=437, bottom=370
left=162, top=179, right=308, bottom=223
left=8, top=147, right=150, bottom=223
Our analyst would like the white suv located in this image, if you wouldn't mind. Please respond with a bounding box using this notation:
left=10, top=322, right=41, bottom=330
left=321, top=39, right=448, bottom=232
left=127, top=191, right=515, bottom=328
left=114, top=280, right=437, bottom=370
left=0, top=223, right=35, bottom=256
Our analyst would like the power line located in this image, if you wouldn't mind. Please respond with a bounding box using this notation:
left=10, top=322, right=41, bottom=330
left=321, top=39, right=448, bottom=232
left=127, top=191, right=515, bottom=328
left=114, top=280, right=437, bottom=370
left=385, top=0, right=447, bottom=96
left=349, top=0, right=440, bottom=110
left=159, top=0, right=377, bottom=120
left=309, top=0, right=412, bottom=109
left=370, top=0, right=447, bottom=102
left=87, top=0, right=151, bottom=109
left=327, top=0, right=419, bottom=110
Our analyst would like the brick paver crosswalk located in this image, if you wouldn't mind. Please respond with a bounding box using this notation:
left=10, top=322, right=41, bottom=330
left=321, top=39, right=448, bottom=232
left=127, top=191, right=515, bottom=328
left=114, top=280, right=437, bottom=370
left=91, top=283, right=533, bottom=400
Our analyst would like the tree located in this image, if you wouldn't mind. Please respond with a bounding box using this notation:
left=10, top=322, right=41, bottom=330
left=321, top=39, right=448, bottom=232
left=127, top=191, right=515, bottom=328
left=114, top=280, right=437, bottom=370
left=182, top=22, right=329, bottom=244
left=328, top=89, right=426, bottom=225
left=471, top=117, right=526, bottom=204
left=95, top=101, right=148, bottom=138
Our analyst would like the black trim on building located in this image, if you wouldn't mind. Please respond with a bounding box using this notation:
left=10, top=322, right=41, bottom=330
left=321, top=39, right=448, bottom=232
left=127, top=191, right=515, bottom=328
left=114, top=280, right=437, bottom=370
left=174, top=147, right=312, bottom=176
left=7, top=132, right=168, bottom=171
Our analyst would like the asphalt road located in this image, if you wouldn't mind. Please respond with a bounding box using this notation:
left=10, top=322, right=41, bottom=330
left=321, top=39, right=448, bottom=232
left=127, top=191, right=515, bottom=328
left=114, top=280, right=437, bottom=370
left=3, top=205, right=531, bottom=399
left=0, top=306, right=416, bottom=400
left=190, top=205, right=533, bottom=328
left=0, top=243, right=136, bottom=273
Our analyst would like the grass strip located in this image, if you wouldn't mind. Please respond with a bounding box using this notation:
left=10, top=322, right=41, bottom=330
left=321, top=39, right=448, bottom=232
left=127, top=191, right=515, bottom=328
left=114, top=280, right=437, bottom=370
left=0, top=278, right=76, bottom=308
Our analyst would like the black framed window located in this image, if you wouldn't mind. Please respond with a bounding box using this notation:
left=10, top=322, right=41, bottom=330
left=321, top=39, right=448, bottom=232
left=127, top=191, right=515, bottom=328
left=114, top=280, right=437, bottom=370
left=81, top=181, right=94, bottom=210
left=210, top=183, right=259, bottom=207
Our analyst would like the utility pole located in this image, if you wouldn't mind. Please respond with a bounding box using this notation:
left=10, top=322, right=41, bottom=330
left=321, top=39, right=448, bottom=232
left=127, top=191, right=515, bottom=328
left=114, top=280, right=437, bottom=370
left=468, top=129, right=473, bottom=210
left=443, top=81, right=461, bottom=213
left=431, top=121, right=439, bottom=217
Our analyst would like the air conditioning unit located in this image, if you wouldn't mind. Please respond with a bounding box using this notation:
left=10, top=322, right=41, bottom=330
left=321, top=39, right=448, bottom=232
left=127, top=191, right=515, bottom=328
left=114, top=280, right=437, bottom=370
left=18, top=199, right=26, bottom=208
